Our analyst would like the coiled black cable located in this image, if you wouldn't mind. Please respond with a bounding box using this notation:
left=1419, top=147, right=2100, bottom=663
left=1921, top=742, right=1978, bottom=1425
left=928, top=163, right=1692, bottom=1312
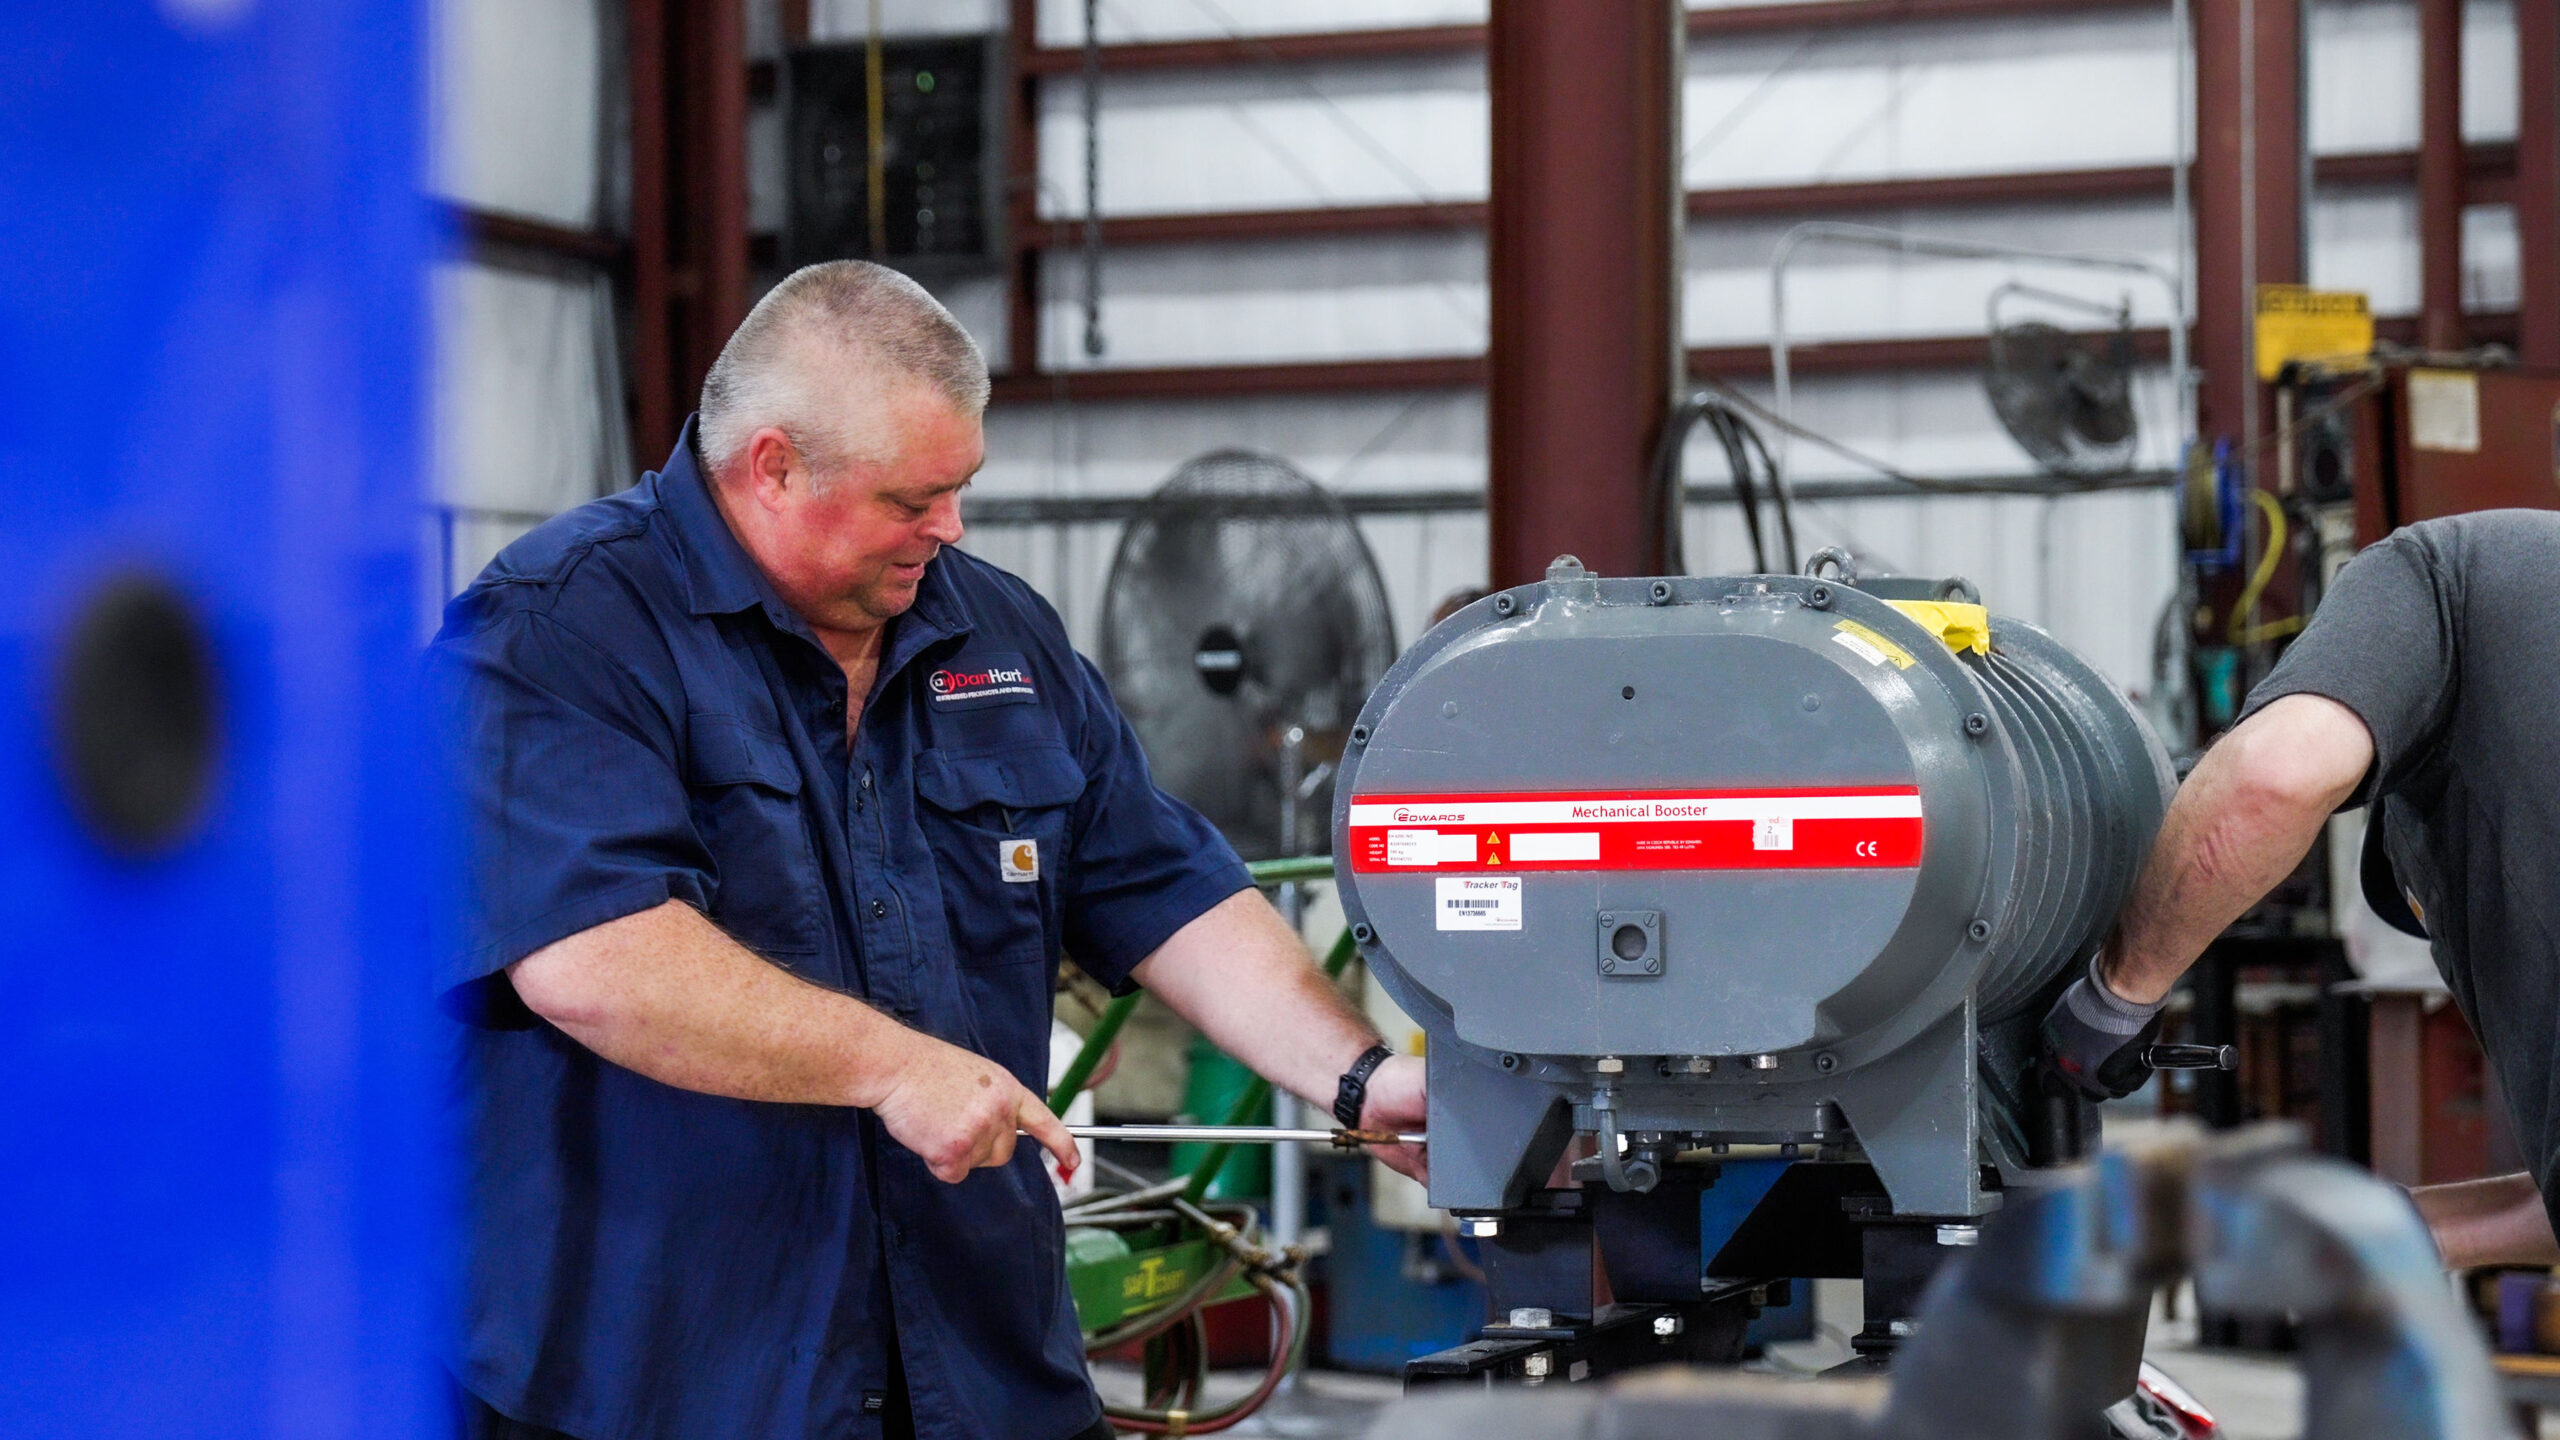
left=1650, top=390, right=1797, bottom=575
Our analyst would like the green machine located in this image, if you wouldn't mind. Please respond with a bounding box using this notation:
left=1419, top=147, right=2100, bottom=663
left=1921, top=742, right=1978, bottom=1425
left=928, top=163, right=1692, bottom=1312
left=1051, top=857, right=1345, bottom=1433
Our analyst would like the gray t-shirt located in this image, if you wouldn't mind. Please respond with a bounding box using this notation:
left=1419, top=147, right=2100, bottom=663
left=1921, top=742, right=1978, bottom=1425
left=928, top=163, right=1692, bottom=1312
left=2239, top=509, right=2560, bottom=1216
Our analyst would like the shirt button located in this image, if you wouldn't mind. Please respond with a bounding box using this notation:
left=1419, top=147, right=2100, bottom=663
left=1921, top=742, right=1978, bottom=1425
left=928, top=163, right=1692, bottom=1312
left=860, top=772, right=873, bottom=791
left=871, top=898, right=889, bottom=919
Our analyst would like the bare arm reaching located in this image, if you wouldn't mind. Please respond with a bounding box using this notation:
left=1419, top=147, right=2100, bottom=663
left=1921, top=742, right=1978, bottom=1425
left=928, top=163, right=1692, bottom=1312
left=2043, top=694, right=2374, bottom=1095
left=1131, top=889, right=1428, bottom=1183
left=510, top=899, right=1077, bottom=1184
left=2105, top=694, right=2375, bottom=1002
left=2411, top=1173, right=2560, bottom=1270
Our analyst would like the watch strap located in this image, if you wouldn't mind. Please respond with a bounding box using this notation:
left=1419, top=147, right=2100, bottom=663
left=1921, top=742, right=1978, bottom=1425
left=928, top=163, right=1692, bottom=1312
left=1333, top=1043, right=1395, bottom=1129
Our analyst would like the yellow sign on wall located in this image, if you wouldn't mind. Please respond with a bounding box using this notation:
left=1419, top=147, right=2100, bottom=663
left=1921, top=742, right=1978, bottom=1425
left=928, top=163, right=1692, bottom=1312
left=2254, top=285, right=2374, bottom=379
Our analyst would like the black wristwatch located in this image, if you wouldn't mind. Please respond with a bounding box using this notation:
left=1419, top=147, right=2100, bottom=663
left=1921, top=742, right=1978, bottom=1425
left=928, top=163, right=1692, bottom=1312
left=1333, top=1044, right=1396, bottom=1128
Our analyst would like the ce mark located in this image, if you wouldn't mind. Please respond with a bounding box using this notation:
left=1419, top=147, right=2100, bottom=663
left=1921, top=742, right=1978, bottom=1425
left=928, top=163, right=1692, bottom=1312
left=1853, top=840, right=1881, bottom=858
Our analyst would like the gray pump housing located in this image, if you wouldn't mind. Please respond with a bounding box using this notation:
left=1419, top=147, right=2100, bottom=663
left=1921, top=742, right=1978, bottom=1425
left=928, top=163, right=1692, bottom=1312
left=1332, top=560, right=2173, bottom=1219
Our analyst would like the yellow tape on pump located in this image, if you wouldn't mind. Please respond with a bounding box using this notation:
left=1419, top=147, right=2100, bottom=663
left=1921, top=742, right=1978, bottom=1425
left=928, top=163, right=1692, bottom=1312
left=1885, top=600, right=1993, bottom=657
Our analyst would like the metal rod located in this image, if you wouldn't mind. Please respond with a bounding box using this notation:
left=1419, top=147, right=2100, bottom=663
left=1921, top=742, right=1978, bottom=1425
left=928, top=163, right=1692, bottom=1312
left=958, top=470, right=2179, bottom=528
left=2146, top=1042, right=2239, bottom=1071
left=1178, top=927, right=1362, bottom=1205
left=2172, top=0, right=2195, bottom=438
left=865, top=0, right=887, bottom=257
left=1270, top=731, right=1309, bottom=1267
left=1080, top=0, right=1105, bottom=357
left=1066, top=1124, right=1425, bottom=1147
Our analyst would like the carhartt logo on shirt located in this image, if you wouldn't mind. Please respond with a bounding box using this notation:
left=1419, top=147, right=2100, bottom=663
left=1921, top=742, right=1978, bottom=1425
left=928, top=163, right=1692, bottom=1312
left=1001, top=839, right=1040, bottom=883
left=927, top=657, right=1037, bottom=705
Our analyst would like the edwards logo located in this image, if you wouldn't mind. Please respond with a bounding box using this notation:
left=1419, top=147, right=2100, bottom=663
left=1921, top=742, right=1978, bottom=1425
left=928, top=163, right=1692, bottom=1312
left=927, top=655, right=1038, bottom=705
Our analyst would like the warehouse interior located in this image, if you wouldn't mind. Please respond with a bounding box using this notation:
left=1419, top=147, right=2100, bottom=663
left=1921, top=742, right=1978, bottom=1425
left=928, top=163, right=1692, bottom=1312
left=9, top=0, right=2560, bottom=1436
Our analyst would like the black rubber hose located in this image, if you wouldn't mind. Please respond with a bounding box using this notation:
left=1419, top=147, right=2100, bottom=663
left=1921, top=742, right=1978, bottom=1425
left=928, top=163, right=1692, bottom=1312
left=1734, top=409, right=1795, bottom=573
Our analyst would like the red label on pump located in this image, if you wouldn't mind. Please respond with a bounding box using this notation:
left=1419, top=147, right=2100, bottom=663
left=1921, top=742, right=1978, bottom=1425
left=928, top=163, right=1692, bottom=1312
left=1343, top=787, right=1923, bottom=873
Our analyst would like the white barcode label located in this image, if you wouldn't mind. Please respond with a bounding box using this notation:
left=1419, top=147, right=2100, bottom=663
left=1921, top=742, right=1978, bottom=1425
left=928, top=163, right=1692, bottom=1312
left=1832, top=630, right=1889, bottom=666
left=1753, top=816, right=1794, bottom=851
left=1435, top=876, right=1522, bottom=932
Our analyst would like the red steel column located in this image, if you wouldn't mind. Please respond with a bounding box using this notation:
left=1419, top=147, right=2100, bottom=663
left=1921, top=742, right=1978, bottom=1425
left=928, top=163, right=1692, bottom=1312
left=2190, top=0, right=2303, bottom=453
left=2418, top=0, right=2467, bottom=351
left=675, top=0, right=750, bottom=417
left=1005, top=0, right=1044, bottom=376
left=627, top=0, right=672, bottom=457
left=1486, top=0, right=1682, bottom=587
left=625, top=0, right=749, bottom=462
left=2517, top=0, right=2560, bottom=364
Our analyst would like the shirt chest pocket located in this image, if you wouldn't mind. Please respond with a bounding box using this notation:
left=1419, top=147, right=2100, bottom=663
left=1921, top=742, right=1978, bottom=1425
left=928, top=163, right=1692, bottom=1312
left=914, top=744, right=1086, bottom=971
left=685, top=716, right=825, bottom=959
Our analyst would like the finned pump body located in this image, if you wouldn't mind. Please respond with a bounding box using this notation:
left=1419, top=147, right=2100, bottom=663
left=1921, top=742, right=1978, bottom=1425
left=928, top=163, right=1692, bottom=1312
left=1332, top=560, right=2172, bottom=1219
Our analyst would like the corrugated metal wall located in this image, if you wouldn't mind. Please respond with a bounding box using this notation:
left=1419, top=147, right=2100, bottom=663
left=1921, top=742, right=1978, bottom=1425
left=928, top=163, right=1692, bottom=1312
left=954, top=0, right=2204, bottom=695
left=433, top=0, right=2513, bottom=704
left=429, top=0, right=628, bottom=600
left=2308, top=0, right=2520, bottom=309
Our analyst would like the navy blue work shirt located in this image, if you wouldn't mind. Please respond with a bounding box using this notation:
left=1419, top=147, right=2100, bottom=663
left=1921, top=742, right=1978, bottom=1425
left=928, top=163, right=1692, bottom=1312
left=431, top=422, right=1250, bottom=1440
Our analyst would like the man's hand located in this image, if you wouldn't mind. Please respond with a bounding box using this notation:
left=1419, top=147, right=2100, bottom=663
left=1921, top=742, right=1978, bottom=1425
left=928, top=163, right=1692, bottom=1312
left=511, top=902, right=1079, bottom=1186
left=1358, top=1054, right=1429, bottom=1185
left=2040, top=953, right=2168, bottom=1100
left=869, top=1032, right=1080, bottom=1185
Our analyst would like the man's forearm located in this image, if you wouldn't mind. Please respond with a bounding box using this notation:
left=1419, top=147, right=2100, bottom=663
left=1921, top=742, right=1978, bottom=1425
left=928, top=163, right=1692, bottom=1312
left=509, top=899, right=917, bottom=1108
left=2412, top=1173, right=2560, bottom=1270
left=2104, top=694, right=2373, bottom=1004
left=1131, top=888, right=1382, bottom=1113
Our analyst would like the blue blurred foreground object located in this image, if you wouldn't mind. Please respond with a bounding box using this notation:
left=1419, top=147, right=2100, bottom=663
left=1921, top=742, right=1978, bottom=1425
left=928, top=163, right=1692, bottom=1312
left=0, top=3, right=436, bottom=1436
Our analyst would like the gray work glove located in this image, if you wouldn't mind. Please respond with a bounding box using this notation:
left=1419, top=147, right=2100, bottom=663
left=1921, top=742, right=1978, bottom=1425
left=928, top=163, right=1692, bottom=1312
left=2040, top=955, right=2167, bottom=1100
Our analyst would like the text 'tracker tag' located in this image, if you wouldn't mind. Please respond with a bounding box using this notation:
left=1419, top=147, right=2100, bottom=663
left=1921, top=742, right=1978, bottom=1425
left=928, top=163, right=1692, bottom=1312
left=1435, top=876, right=1521, bottom=931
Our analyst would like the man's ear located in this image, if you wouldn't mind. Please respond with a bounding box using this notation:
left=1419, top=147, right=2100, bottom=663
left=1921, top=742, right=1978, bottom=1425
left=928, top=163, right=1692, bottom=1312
left=741, top=428, right=800, bottom=514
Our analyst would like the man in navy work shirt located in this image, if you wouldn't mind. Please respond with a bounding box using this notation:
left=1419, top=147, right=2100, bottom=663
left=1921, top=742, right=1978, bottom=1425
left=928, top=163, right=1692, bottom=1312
left=2040, top=510, right=2560, bottom=1270
left=433, top=260, right=1426, bottom=1440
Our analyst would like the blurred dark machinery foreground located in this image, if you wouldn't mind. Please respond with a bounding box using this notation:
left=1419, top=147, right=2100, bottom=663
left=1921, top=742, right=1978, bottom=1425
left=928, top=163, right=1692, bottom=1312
left=1368, top=1122, right=2501, bottom=1440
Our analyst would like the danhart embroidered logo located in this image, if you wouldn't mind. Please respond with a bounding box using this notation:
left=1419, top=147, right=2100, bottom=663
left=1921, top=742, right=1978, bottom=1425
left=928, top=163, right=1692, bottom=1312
left=928, top=664, right=1037, bottom=703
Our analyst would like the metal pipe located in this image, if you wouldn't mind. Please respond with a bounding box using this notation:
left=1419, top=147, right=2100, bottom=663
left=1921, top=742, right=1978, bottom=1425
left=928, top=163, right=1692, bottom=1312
left=1063, top=1175, right=1191, bottom=1217
left=1046, top=989, right=1139, bottom=1114
left=1178, top=927, right=1361, bottom=1206
left=1079, top=0, right=1105, bottom=358
left=956, top=470, right=2179, bottom=528
left=1245, top=854, right=1335, bottom=886
left=1269, top=730, right=1308, bottom=1265
left=1003, top=0, right=1043, bottom=377
left=2519, top=0, right=2560, bottom=364
left=1066, top=1124, right=1425, bottom=1147
left=2418, top=0, right=2467, bottom=351
left=2238, top=0, right=2258, bottom=470
left=2172, top=0, right=2196, bottom=429
left=1486, top=0, right=1682, bottom=586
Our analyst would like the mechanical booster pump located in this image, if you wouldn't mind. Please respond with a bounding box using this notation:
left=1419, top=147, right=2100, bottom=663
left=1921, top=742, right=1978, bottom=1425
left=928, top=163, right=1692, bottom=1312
left=1331, top=554, right=2174, bottom=1225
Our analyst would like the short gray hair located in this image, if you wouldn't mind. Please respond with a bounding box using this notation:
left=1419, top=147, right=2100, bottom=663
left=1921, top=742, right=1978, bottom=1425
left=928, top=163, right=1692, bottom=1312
left=696, top=260, right=990, bottom=477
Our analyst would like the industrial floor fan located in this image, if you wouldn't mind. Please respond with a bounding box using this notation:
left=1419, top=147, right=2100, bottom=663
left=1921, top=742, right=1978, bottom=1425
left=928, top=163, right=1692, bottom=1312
left=1098, top=448, right=1398, bottom=861
left=1078, top=450, right=1396, bottom=1429
left=1984, top=280, right=2141, bottom=476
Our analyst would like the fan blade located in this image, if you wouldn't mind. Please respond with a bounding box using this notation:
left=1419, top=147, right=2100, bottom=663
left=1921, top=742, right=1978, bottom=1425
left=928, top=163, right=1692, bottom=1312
left=1098, top=449, right=1399, bottom=859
